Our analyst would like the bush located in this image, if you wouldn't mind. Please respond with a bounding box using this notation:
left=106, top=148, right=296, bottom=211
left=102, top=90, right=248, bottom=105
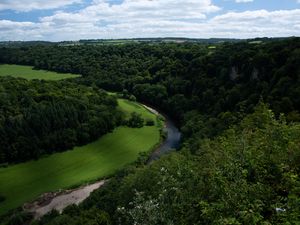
left=127, top=112, right=144, bottom=128
left=128, top=95, right=136, bottom=102
left=145, top=119, right=155, bottom=126
left=0, top=163, right=8, bottom=168
left=7, top=212, right=32, bottom=225
left=160, top=129, right=168, bottom=140
left=120, top=90, right=136, bottom=102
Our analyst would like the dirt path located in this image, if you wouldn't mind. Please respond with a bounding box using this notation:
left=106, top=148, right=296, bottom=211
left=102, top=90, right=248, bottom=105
left=24, top=181, right=105, bottom=219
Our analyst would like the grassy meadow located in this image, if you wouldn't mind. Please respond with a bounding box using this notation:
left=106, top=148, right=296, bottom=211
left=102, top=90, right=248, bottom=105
left=0, top=64, right=80, bottom=80
left=0, top=97, right=161, bottom=215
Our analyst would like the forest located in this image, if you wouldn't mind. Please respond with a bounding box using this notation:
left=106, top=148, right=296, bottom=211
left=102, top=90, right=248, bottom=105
left=0, top=77, right=122, bottom=163
left=1, top=38, right=299, bottom=129
left=0, top=37, right=299, bottom=224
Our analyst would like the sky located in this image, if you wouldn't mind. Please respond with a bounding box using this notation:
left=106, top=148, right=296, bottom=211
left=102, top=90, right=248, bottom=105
left=0, top=0, right=299, bottom=41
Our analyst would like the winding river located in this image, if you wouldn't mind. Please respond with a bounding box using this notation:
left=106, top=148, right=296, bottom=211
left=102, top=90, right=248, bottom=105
left=145, top=106, right=181, bottom=162
left=26, top=104, right=181, bottom=219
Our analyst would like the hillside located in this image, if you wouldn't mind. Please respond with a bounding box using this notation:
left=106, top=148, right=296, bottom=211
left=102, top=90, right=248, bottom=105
left=0, top=99, right=160, bottom=215
left=0, top=38, right=299, bottom=224
left=31, top=103, right=300, bottom=225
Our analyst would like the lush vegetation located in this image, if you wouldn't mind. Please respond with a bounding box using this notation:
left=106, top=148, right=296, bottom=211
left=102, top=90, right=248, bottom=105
left=29, top=104, right=300, bottom=225
left=0, top=38, right=299, bottom=224
left=0, top=77, right=123, bottom=163
left=1, top=38, right=299, bottom=127
left=0, top=64, right=80, bottom=80
left=0, top=98, right=160, bottom=215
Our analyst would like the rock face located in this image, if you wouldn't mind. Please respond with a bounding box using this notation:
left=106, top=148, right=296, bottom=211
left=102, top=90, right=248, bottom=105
left=251, top=68, right=259, bottom=80
left=230, top=67, right=239, bottom=81
left=230, top=67, right=259, bottom=81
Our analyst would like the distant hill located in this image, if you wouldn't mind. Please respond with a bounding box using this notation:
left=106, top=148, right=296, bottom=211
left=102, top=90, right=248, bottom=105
left=0, top=37, right=295, bottom=47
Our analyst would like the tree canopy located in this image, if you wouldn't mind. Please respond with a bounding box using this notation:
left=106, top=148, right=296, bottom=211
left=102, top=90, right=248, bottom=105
left=0, top=77, right=122, bottom=163
left=0, top=38, right=300, bottom=224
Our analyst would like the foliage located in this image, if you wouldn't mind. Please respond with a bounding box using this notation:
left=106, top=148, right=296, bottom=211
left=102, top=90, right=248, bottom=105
left=145, top=119, right=155, bottom=126
left=4, top=211, right=32, bottom=225
left=0, top=77, right=121, bottom=163
left=127, top=112, right=144, bottom=128
left=1, top=38, right=299, bottom=130
left=119, top=90, right=136, bottom=102
left=0, top=100, right=160, bottom=215
left=31, top=208, right=111, bottom=225
left=38, top=104, right=300, bottom=225
left=0, top=38, right=300, bottom=224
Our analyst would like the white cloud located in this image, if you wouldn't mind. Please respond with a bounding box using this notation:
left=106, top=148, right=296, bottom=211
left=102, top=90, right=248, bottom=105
left=0, top=20, right=35, bottom=29
left=41, top=0, right=220, bottom=23
left=0, top=1, right=299, bottom=41
left=235, top=0, right=254, bottom=3
left=0, top=0, right=82, bottom=12
left=209, top=10, right=300, bottom=37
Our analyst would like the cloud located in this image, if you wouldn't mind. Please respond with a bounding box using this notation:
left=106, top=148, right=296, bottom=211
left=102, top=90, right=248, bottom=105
left=235, top=0, right=254, bottom=3
left=0, top=1, right=299, bottom=41
left=0, top=0, right=82, bottom=12
left=209, top=9, right=300, bottom=37
left=41, top=0, right=220, bottom=23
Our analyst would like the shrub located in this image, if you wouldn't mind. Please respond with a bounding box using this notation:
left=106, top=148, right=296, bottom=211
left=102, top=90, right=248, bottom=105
left=127, top=112, right=144, bottom=128
left=0, top=195, right=5, bottom=202
left=7, top=212, right=32, bottom=225
left=128, top=95, right=136, bottom=102
left=146, top=119, right=155, bottom=126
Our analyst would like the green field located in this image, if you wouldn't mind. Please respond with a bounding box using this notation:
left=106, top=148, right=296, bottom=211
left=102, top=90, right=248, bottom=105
left=0, top=99, right=160, bottom=215
left=0, top=64, right=80, bottom=80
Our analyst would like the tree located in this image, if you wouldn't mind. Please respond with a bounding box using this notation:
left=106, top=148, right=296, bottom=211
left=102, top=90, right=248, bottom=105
left=145, top=119, right=155, bottom=126
left=127, top=112, right=144, bottom=128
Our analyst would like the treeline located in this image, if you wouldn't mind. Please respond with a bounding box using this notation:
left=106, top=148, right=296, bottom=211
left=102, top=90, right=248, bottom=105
left=1, top=38, right=299, bottom=134
left=0, top=77, right=122, bottom=163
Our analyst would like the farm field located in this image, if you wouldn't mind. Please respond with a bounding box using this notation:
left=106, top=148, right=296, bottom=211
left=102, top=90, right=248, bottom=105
left=0, top=99, right=161, bottom=215
left=0, top=64, right=80, bottom=80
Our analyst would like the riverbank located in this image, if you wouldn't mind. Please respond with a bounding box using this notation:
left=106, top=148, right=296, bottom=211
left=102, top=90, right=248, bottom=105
left=24, top=181, right=106, bottom=219
left=0, top=99, right=160, bottom=216
left=23, top=103, right=181, bottom=219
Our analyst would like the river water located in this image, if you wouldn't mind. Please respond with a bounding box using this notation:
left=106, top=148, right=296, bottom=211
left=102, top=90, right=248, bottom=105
left=148, top=114, right=181, bottom=162
left=26, top=104, right=181, bottom=219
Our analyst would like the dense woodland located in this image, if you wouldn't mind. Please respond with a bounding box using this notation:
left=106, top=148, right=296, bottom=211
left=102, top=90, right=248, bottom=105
left=1, top=38, right=299, bottom=132
left=0, top=38, right=300, bottom=224
left=0, top=78, right=122, bottom=163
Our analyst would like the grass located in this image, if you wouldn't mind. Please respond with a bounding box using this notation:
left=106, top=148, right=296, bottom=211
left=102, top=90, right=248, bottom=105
left=0, top=99, right=160, bottom=215
left=249, top=41, right=263, bottom=44
left=0, top=64, right=80, bottom=80
left=117, top=98, right=156, bottom=121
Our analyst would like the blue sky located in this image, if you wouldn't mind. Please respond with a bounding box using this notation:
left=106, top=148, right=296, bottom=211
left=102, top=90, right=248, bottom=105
left=0, top=0, right=299, bottom=41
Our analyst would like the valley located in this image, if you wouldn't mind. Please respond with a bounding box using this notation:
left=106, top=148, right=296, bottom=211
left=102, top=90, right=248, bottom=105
left=0, top=96, right=161, bottom=215
left=0, top=37, right=299, bottom=224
